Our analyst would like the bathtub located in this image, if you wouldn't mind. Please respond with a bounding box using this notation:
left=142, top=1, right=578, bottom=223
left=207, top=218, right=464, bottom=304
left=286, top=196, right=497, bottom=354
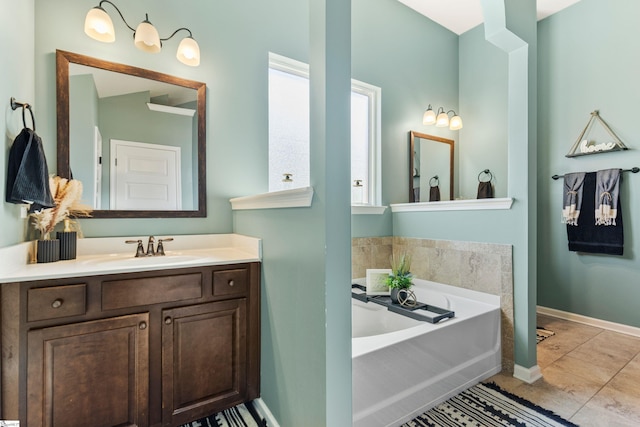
left=352, top=278, right=501, bottom=427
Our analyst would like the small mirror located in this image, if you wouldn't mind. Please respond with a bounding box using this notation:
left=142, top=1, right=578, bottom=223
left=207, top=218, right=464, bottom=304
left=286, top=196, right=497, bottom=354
left=409, top=131, right=454, bottom=202
left=56, top=50, right=207, bottom=218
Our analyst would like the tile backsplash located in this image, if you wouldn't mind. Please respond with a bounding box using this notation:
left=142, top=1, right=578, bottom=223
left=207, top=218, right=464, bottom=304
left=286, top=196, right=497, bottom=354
left=352, top=236, right=514, bottom=373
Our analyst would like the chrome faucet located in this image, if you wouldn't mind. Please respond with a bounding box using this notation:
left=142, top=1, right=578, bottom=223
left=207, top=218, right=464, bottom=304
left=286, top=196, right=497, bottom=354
left=125, top=236, right=174, bottom=257
left=146, top=236, right=156, bottom=256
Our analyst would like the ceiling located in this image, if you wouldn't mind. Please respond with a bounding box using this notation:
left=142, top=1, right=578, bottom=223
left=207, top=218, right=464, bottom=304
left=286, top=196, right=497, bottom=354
left=397, top=0, right=582, bottom=35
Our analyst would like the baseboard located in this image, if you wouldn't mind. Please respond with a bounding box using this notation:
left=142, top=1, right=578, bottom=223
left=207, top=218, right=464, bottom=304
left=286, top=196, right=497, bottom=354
left=513, top=364, right=542, bottom=384
left=252, top=398, right=280, bottom=427
left=537, top=306, right=640, bottom=338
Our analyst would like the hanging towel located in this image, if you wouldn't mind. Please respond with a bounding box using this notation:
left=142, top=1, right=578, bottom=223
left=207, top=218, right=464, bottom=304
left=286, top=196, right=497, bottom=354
left=562, top=172, right=586, bottom=226
left=477, top=181, right=494, bottom=199
left=595, top=168, right=621, bottom=226
left=566, top=172, right=623, bottom=255
left=5, top=128, right=54, bottom=211
left=428, top=185, right=440, bottom=202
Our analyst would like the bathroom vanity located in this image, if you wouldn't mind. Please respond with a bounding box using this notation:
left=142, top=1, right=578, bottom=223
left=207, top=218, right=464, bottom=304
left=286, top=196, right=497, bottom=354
left=0, top=234, right=261, bottom=427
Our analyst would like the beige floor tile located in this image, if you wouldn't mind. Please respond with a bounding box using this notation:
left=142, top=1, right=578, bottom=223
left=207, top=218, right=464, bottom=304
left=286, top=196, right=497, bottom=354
left=571, top=403, right=640, bottom=427
left=585, top=381, right=640, bottom=425
left=506, top=379, right=584, bottom=420
left=549, top=354, right=620, bottom=385
left=568, top=331, right=640, bottom=373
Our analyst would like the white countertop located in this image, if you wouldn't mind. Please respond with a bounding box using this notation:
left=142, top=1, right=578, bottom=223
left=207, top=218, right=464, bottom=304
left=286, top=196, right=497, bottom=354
left=0, top=234, right=262, bottom=283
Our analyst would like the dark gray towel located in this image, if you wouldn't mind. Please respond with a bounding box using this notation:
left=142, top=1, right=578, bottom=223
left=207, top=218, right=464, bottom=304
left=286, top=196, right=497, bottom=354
left=477, top=181, right=494, bottom=199
left=5, top=128, right=54, bottom=211
left=429, top=185, right=440, bottom=202
left=562, top=172, right=586, bottom=226
left=567, top=172, right=623, bottom=255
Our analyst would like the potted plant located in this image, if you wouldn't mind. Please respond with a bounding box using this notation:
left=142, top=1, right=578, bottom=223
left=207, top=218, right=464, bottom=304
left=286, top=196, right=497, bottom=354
left=30, top=176, right=91, bottom=263
left=386, top=253, right=413, bottom=304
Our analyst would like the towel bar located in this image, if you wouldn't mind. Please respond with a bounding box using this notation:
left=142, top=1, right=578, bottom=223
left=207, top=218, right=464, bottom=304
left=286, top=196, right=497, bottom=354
left=552, top=167, right=639, bottom=180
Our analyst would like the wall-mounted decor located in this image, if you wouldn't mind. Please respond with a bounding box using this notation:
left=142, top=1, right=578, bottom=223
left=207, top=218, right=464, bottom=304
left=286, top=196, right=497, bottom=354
left=566, top=110, right=628, bottom=158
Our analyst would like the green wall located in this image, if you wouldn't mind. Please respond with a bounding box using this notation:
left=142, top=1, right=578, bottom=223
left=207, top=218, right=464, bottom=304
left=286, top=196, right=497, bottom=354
left=351, top=0, right=459, bottom=238
left=537, top=0, right=640, bottom=327
left=69, top=74, right=99, bottom=207
left=1, top=0, right=34, bottom=247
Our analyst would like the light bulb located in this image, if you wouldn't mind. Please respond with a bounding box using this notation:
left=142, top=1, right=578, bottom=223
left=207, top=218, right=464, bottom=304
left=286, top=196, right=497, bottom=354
left=177, top=37, right=201, bottom=66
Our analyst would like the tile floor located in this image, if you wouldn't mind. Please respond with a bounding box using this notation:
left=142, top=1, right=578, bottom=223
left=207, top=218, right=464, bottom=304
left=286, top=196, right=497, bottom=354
left=488, top=314, right=640, bottom=426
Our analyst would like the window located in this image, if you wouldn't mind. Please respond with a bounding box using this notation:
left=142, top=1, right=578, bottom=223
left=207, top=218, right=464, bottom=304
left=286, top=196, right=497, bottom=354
left=268, top=53, right=381, bottom=206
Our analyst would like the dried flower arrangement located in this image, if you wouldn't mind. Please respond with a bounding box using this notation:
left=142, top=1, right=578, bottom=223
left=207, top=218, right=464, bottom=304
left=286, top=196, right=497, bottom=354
left=30, top=176, right=92, bottom=240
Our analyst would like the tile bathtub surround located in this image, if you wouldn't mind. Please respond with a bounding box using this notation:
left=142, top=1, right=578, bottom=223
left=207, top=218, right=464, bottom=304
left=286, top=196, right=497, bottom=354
left=352, top=236, right=514, bottom=372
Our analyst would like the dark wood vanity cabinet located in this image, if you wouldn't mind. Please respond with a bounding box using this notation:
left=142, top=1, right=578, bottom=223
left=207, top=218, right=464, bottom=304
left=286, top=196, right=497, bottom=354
left=1, top=262, right=261, bottom=427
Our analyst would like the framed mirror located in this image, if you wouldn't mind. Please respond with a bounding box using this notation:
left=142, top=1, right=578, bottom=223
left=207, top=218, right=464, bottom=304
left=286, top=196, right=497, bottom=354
left=56, top=50, right=206, bottom=218
left=409, top=131, right=454, bottom=202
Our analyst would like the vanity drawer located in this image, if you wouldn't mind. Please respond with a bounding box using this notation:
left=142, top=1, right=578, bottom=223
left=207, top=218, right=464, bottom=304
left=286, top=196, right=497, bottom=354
left=102, top=273, right=203, bottom=310
left=28, top=284, right=87, bottom=322
left=213, top=268, right=248, bottom=297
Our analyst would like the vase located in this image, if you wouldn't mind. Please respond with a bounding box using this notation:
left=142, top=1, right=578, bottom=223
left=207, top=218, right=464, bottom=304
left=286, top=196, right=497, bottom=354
left=37, top=239, right=60, bottom=263
left=390, top=288, right=406, bottom=304
left=57, top=231, right=77, bottom=260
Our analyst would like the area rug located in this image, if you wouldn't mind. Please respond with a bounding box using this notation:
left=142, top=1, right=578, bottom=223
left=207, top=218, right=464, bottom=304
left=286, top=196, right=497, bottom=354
left=179, top=403, right=265, bottom=427
left=537, top=326, right=556, bottom=344
left=402, top=382, right=578, bottom=427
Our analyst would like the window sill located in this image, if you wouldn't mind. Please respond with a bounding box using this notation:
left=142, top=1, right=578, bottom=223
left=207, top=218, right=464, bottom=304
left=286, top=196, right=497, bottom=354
left=351, top=204, right=387, bottom=215
left=390, top=198, right=514, bottom=213
left=230, top=187, right=314, bottom=210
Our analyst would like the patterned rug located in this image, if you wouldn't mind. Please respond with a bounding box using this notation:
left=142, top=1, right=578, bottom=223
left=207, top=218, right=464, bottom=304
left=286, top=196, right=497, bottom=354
left=402, top=382, right=578, bottom=427
left=537, top=326, right=556, bottom=344
left=179, top=403, right=265, bottom=427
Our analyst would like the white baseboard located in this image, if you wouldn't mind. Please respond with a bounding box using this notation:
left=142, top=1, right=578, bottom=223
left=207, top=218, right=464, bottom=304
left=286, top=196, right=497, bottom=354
left=513, top=364, right=542, bottom=384
left=252, top=398, right=280, bottom=427
left=537, top=306, right=640, bottom=338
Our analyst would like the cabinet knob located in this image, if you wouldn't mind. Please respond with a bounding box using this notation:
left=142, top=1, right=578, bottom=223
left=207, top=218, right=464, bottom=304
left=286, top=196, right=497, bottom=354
left=164, top=317, right=173, bottom=325
left=51, top=299, right=63, bottom=309
left=228, top=280, right=235, bottom=287
left=139, top=321, right=147, bottom=330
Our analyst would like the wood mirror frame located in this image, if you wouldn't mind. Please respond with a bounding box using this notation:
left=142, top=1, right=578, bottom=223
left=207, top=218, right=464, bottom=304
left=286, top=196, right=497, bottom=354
left=409, top=131, right=454, bottom=202
left=56, top=49, right=207, bottom=218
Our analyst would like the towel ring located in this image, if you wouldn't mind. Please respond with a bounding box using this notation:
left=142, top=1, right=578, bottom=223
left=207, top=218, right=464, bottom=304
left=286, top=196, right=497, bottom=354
left=10, top=97, right=36, bottom=131
left=478, top=169, right=492, bottom=182
left=429, top=175, right=439, bottom=186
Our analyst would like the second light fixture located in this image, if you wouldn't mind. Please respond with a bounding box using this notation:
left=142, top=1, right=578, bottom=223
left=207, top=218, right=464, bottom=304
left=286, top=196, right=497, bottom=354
left=422, top=105, right=463, bottom=130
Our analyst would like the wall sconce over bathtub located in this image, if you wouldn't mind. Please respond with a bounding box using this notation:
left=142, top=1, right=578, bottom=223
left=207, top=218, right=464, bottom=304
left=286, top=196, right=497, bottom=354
left=422, top=104, right=463, bottom=130
left=84, top=0, right=201, bottom=66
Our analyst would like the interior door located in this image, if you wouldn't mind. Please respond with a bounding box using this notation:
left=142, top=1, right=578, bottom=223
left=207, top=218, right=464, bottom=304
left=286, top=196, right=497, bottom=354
left=110, top=139, right=182, bottom=210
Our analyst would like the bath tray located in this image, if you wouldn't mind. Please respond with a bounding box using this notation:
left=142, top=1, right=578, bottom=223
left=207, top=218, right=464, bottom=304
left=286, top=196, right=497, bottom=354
left=351, top=284, right=455, bottom=324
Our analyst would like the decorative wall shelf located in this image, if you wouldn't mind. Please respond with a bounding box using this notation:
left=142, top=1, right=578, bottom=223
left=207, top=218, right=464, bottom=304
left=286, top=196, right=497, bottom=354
left=230, top=187, right=314, bottom=210
left=566, top=110, right=628, bottom=158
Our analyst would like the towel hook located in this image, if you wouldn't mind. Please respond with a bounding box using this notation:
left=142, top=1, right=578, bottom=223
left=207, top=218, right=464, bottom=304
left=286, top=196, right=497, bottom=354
left=478, top=169, right=493, bottom=182
left=429, top=175, right=439, bottom=186
left=10, top=97, right=36, bottom=131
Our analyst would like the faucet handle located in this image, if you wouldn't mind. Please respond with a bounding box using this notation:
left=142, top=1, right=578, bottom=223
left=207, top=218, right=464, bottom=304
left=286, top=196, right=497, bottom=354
left=156, top=237, right=174, bottom=256
left=125, top=239, right=145, bottom=257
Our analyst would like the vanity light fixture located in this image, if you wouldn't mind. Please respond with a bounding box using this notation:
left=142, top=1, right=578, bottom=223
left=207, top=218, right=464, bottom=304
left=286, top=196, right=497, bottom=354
left=84, top=0, right=201, bottom=66
left=422, top=105, right=463, bottom=130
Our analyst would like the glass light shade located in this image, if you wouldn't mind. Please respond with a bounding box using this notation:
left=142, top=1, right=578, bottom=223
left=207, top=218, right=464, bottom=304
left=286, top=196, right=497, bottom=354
left=422, top=108, right=436, bottom=125
left=449, top=115, right=463, bottom=130
left=134, top=21, right=161, bottom=53
left=436, top=111, right=450, bottom=127
left=84, top=7, right=115, bottom=42
left=177, top=37, right=201, bottom=66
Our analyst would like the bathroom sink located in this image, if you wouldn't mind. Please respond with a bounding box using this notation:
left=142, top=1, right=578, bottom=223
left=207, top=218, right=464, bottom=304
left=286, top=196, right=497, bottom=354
left=79, top=254, right=204, bottom=268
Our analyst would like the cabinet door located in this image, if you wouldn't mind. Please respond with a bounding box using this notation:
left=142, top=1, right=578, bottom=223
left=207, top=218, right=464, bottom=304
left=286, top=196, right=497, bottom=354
left=27, top=313, right=149, bottom=427
left=162, top=300, right=247, bottom=426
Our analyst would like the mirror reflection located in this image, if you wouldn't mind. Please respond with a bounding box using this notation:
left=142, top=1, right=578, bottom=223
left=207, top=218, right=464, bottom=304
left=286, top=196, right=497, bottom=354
left=56, top=50, right=207, bottom=218
left=409, top=131, right=454, bottom=202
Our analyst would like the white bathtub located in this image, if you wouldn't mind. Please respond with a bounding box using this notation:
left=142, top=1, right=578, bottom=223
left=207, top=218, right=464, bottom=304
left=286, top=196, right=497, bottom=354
left=352, top=278, right=501, bottom=427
